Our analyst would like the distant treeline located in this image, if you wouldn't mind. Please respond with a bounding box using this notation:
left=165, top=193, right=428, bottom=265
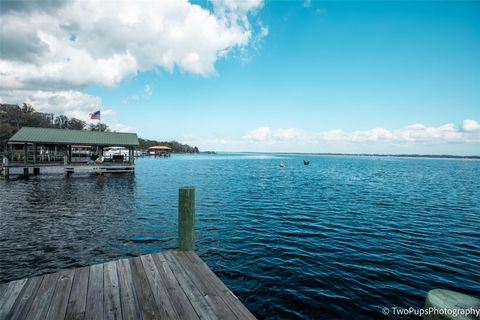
left=139, top=138, right=199, bottom=153
left=269, top=152, right=480, bottom=160
left=0, top=103, right=199, bottom=153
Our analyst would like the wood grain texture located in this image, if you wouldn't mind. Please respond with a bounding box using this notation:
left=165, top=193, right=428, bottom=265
left=25, top=272, right=60, bottom=320
left=0, top=278, right=28, bottom=320
left=64, top=266, right=89, bottom=320
left=85, top=263, right=104, bottom=320
left=116, top=258, right=141, bottom=320
left=103, top=261, right=122, bottom=320
left=5, top=276, right=43, bottom=320
left=46, top=270, right=75, bottom=320
left=0, top=250, right=256, bottom=320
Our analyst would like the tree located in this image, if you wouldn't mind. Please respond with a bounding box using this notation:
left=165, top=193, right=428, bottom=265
left=0, top=123, right=15, bottom=151
left=21, top=103, right=35, bottom=114
left=54, top=115, right=69, bottom=129
left=67, top=118, right=86, bottom=130
left=89, top=123, right=110, bottom=132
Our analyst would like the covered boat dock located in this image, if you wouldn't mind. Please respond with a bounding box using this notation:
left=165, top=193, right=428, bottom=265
left=2, top=127, right=139, bottom=177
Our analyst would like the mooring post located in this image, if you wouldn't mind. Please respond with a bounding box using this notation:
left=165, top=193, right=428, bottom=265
left=179, top=186, right=195, bottom=251
left=424, top=289, right=480, bottom=320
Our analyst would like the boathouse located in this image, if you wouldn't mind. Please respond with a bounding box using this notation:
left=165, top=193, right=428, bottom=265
left=2, top=127, right=139, bottom=176
left=147, top=145, right=172, bottom=156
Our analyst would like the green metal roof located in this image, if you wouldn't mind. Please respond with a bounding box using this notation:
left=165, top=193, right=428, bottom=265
left=9, top=127, right=139, bottom=146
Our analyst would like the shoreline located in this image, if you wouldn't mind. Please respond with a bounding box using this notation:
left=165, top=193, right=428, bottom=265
left=210, top=152, right=480, bottom=160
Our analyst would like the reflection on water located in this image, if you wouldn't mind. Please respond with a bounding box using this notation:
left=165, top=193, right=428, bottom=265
left=1, top=154, right=479, bottom=319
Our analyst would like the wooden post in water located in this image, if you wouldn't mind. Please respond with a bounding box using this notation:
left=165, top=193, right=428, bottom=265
left=178, top=186, right=195, bottom=251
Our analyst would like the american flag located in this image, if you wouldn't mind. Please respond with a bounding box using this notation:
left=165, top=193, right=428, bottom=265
left=89, top=110, right=101, bottom=120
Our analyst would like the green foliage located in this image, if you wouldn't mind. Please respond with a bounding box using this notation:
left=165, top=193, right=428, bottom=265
left=0, top=103, right=87, bottom=150
left=0, top=103, right=199, bottom=153
left=88, top=123, right=110, bottom=132
left=138, top=138, right=199, bottom=153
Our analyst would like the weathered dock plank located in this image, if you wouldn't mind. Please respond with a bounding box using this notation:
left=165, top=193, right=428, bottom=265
left=185, top=252, right=257, bottom=320
left=85, top=263, right=104, bottom=320
left=46, top=270, right=75, bottom=320
left=116, top=258, right=141, bottom=320
left=103, top=261, right=122, bottom=320
left=0, top=250, right=256, bottom=320
left=151, top=253, right=200, bottom=320
left=0, top=278, right=28, bottom=319
left=25, top=272, right=60, bottom=320
left=64, top=266, right=89, bottom=320
left=162, top=251, right=218, bottom=320
left=129, top=256, right=164, bottom=319
left=5, top=276, right=43, bottom=320
left=140, top=254, right=179, bottom=319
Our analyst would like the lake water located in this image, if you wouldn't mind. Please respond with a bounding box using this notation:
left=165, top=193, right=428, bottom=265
left=0, top=153, right=479, bottom=319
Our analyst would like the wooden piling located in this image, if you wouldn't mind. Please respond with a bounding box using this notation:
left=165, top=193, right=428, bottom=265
left=178, top=187, right=195, bottom=251
left=23, top=168, right=29, bottom=178
left=33, top=168, right=40, bottom=175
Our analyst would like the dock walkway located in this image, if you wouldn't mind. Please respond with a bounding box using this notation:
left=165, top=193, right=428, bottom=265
left=0, top=250, right=256, bottom=320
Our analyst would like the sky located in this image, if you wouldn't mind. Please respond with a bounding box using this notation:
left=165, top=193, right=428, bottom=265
left=0, top=0, right=479, bottom=155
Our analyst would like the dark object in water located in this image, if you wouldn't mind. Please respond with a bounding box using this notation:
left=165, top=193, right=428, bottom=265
left=304, top=160, right=310, bottom=165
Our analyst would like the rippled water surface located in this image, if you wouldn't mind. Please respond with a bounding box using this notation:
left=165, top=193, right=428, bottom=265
left=1, top=154, right=479, bottom=319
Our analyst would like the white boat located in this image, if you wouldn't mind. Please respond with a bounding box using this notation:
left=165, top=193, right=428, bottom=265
left=104, top=147, right=130, bottom=161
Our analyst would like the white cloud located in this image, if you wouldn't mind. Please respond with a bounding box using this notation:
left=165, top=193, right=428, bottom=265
left=109, top=123, right=139, bottom=133
left=121, top=84, right=153, bottom=104
left=0, top=89, right=113, bottom=121
left=243, top=126, right=271, bottom=141
left=460, top=119, right=480, bottom=132
left=0, top=0, right=265, bottom=91
left=144, top=84, right=153, bottom=98
left=0, top=0, right=265, bottom=120
left=243, top=121, right=480, bottom=146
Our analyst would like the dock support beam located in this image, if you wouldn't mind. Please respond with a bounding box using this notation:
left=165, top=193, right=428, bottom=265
left=68, top=145, right=72, bottom=164
left=33, top=167, right=40, bottom=175
left=33, top=143, right=37, bottom=164
left=24, top=143, right=28, bottom=164
left=179, top=187, right=195, bottom=251
left=23, top=167, right=29, bottom=178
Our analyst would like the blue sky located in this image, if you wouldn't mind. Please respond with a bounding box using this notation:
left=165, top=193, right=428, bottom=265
left=1, top=0, right=479, bottom=154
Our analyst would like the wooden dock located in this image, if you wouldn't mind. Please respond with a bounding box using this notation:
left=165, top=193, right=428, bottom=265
left=0, top=250, right=256, bottom=320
